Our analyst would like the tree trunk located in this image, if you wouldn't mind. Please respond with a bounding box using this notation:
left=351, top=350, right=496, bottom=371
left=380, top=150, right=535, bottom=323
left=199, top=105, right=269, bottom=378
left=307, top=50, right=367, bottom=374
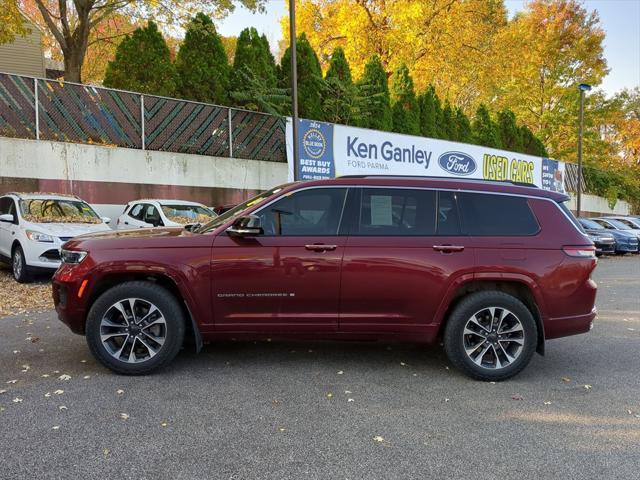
left=63, top=48, right=84, bottom=83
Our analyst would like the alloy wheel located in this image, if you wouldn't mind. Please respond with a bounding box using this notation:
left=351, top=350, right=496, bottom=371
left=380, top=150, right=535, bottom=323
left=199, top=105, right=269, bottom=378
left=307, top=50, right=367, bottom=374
left=462, top=307, right=525, bottom=370
left=99, top=298, right=167, bottom=363
left=12, top=250, right=23, bottom=279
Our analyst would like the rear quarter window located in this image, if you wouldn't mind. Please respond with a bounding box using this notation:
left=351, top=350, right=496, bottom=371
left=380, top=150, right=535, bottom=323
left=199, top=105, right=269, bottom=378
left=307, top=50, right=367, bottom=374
left=459, top=192, right=539, bottom=236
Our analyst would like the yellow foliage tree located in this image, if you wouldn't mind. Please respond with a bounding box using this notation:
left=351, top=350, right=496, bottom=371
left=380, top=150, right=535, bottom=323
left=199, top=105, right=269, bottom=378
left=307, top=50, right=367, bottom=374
left=0, top=0, right=28, bottom=44
left=281, top=0, right=507, bottom=110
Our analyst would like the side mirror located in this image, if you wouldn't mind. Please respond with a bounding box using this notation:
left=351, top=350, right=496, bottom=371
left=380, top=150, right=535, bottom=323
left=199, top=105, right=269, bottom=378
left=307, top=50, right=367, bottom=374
left=101, top=216, right=111, bottom=224
left=226, top=215, right=263, bottom=237
left=0, top=214, right=14, bottom=223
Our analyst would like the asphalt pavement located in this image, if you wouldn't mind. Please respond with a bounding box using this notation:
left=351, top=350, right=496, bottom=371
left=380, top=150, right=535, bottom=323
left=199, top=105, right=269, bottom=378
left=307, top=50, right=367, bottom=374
left=1, top=255, right=639, bottom=479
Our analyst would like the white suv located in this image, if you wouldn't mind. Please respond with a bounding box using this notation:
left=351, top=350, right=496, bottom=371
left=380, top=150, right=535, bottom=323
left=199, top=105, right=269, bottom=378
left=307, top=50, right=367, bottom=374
left=116, top=199, right=216, bottom=230
left=0, top=193, right=111, bottom=282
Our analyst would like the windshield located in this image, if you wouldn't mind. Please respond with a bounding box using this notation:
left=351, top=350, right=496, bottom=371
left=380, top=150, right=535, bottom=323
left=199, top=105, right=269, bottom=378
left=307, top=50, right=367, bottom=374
left=605, top=219, right=631, bottom=230
left=19, top=198, right=102, bottom=224
left=579, top=218, right=603, bottom=230
left=197, top=184, right=291, bottom=233
left=160, top=204, right=216, bottom=225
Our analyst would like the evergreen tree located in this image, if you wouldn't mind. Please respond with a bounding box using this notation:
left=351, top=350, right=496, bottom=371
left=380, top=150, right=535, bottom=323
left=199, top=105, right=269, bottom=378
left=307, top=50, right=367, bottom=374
left=497, top=108, right=524, bottom=152
left=323, top=47, right=359, bottom=124
left=232, top=27, right=277, bottom=92
left=390, top=64, right=420, bottom=135
left=230, top=67, right=290, bottom=116
left=455, top=107, right=473, bottom=143
left=520, top=125, right=548, bottom=156
left=280, top=33, right=325, bottom=120
left=418, top=85, right=440, bottom=138
left=440, top=100, right=457, bottom=140
left=103, top=21, right=177, bottom=96
left=355, top=55, right=392, bottom=131
left=472, top=104, right=502, bottom=148
left=175, top=13, right=230, bottom=104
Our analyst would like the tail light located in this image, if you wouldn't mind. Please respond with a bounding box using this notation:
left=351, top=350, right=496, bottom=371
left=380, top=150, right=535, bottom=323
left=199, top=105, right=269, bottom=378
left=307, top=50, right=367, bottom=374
left=563, top=246, right=596, bottom=258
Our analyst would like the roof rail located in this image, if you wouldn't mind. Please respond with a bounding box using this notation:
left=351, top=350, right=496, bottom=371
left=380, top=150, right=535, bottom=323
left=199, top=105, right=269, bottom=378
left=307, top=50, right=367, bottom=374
left=336, top=175, right=539, bottom=188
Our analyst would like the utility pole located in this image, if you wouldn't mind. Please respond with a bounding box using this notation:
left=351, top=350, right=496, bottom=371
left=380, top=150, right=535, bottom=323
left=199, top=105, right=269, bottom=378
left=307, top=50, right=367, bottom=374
left=289, top=0, right=300, bottom=180
left=577, top=83, right=591, bottom=217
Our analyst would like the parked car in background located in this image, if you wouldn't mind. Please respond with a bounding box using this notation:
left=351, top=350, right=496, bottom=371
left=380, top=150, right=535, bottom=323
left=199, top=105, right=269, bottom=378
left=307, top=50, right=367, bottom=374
left=116, top=200, right=216, bottom=230
left=590, top=217, right=640, bottom=247
left=0, top=193, right=111, bottom=282
left=580, top=218, right=639, bottom=254
left=604, top=216, right=640, bottom=230
left=576, top=219, right=615, bottom=256
left=53, top=177, right=598, bottom=381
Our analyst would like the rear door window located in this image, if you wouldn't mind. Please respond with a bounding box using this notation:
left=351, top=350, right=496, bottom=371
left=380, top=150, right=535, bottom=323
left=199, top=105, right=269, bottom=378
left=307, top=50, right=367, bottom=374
left=459, top=192, right=539, bottom=236
left=356, top=188, right=436, bottom=236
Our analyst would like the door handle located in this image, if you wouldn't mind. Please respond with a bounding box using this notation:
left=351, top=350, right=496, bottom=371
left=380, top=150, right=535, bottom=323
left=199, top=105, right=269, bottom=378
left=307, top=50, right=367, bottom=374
left=305, top=244, right=337, bottom=252
left=432, top=245, right=465, bottom=253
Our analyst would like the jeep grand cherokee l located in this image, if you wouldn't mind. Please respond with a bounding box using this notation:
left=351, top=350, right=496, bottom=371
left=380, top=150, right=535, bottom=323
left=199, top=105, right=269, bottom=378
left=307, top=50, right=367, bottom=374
left=52, top=177, right=598, bottom=381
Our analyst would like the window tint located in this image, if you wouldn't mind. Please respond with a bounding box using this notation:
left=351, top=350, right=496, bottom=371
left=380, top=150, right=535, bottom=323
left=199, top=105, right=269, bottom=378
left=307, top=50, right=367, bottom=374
left=558, top=200, right=584, bottom=232
left=256, top=188, right=347, bottom=236
left=357, top=188, right=436, bottom=236
left=592, top=219, right=615, bottom=230
left=437, top=191, right=461, bottom=235
left=144, top=205, right=161, bottom=225
left=459, top=193, right=539, bottom=236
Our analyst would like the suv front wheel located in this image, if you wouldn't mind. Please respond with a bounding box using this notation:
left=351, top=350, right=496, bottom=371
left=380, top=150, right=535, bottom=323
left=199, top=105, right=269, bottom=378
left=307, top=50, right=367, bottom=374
left=86, top=281, right=185, bottom=375
left=444, top=291, right=537, bottom=381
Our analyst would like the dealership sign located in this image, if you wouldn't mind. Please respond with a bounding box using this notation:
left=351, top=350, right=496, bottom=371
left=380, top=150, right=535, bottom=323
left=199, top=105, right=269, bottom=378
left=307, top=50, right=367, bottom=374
left=286, top=119, right=566, bottom=193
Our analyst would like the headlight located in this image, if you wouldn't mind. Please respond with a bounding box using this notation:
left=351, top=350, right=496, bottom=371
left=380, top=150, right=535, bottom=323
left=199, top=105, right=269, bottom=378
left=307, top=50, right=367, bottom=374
left=26, top=230, right=54, bottom=243
left=60, top=249, right=87, bottom=264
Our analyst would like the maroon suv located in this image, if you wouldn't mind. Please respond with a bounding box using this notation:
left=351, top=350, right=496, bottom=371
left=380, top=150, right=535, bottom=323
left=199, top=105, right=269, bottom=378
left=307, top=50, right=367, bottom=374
left=53, top=177, right=597, bottom=380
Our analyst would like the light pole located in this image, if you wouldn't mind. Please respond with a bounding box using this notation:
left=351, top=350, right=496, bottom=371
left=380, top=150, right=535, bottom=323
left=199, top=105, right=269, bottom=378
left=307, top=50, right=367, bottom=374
left=577, top=83, right=591, bottom=217
left=289, top=0, right=300, bottom=181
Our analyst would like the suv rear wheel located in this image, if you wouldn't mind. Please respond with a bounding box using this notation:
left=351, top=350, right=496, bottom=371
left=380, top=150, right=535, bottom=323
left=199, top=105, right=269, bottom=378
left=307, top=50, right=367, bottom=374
left=444, top=291, right=537, bottom=381
left=86, top=281, right=185, bottom=375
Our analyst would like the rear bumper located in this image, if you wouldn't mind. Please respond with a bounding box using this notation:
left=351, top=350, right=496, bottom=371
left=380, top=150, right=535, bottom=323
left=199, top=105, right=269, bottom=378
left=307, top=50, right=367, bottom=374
left=544, top=307, right=597, bottom=340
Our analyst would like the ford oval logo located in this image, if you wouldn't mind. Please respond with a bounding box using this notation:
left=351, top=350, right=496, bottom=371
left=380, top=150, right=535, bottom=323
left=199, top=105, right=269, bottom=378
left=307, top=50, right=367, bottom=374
left=438, top=151, right=477, bottom=176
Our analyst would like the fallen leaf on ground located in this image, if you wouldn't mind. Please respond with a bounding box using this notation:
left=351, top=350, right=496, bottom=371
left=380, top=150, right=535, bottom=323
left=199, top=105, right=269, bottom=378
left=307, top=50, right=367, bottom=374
left=119, top=413, right=129, bottom=420
left=373, top=436, right=384, bottom=442
left=161, top=422, right=168, bottom=427
left=400, top=362, right=407, bottom=366
left=59, top=405, right=67, bottom=411
left=116, top=389, right=124, bottom=395
left=58, top=374, right=71, bottom=381
left=83, top=376, right=91, bottom=379
left=52, top=426, right=60, bottom=430
left=13, top=397, right=23, bottom=403
left=44, top=392, right=51, bottom=397
left=348, top=398, right=355, bottom=402
left=6, top=380, right=17, bottom=384
left=278, top=427, right=286, bottom=432
left=584, top=384, right=592, bottom=390
left=41, top=374, right=50, bottom=378
left=544, top=401, right=552, bottom=405
left=327, top=393, right=333, bottom=398
left=53, top=390, right=64, bottom=395
left=337, top=371, right=344, bottom=375
left=512, top=395, right=523, bottom=400
left=562, top=377, right=571, bottom=383
left=0, top=389, right=6, bottom=394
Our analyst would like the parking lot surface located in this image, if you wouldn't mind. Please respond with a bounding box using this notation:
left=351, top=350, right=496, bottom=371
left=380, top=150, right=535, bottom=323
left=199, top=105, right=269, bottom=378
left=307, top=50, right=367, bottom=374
left=1, top=256, right=639, bottom=479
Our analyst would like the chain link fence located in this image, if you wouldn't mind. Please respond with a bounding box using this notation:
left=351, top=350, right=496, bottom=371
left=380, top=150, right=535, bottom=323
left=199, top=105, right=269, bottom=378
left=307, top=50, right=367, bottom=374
left=0, top=72, right=286, bottom=162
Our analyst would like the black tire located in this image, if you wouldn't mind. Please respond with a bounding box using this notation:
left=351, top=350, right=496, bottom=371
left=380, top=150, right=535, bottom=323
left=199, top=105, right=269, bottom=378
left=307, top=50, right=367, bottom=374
left=86, top=281, right=185, bottom=375
left=444, top=291, right=537, bottom=381
left=12, top=245, right=31, bottom=283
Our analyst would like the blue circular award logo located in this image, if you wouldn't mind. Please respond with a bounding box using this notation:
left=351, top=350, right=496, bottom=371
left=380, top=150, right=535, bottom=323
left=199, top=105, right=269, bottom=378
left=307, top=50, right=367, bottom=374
left=302, top=128, right=326, bottom=159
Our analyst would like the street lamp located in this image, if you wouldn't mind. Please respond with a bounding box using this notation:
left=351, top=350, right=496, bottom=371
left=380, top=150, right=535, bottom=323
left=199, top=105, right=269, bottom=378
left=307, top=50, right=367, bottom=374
left=576, top=83, right=591, bottom=217
left=289, top=0, right=300, bottom=181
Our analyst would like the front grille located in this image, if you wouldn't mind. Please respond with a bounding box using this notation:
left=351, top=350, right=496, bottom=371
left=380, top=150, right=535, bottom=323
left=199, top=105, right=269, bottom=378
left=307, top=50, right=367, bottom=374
left=40, top=249, right=61, bottom=261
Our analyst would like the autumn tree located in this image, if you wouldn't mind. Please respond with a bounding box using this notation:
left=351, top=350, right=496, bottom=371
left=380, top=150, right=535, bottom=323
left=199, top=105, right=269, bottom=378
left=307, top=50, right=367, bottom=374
left=103, top=21, right=177, bottom=96
left=21, top=0, right=265, bottom=83
left=1, top=0, right=28, bottom=44
left=356, top=55, right=392, bottom=131
left=175, top=13, right=230, bottom=104
left=491, top=0, right=608, bottom=157
left=284, top=0, right=507, bottom=108
left=390, top=64, right=419, bottom=135
left=232, top=27, right=277, bottom=104
left=230, top=68, right=290, bottom=115
left=280, top=32, right=325, bottom=120
left=472, top=104, right=501, bottom=149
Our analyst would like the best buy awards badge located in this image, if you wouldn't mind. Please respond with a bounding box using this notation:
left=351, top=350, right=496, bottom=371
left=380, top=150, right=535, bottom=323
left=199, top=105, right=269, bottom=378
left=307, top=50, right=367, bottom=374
left=297, top=120, right=335, bottom=180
